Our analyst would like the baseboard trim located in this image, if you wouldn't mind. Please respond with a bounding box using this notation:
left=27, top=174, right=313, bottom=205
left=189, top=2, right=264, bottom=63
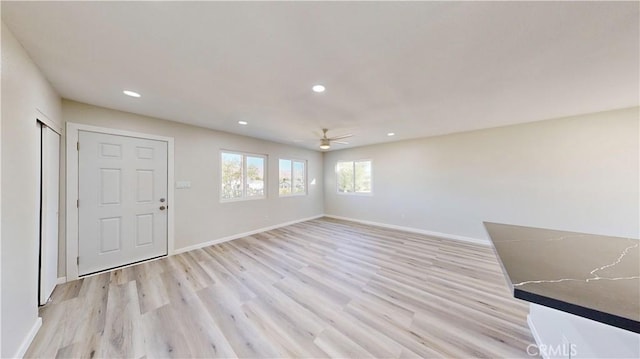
left=323, top=214, right=490, bottom=246
left=173, top=214, right=325, bottom=254
left=14, top=317, right=42, bottom=358
left=56, top=276, right=66, bottom=285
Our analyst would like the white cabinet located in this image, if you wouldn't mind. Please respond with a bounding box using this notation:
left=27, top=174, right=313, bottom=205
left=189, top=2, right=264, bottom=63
left=528, top=304, right=640, bottom=359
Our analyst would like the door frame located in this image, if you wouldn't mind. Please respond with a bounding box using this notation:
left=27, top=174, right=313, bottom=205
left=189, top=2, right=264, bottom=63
left=66, top=122, right=175, bottom=281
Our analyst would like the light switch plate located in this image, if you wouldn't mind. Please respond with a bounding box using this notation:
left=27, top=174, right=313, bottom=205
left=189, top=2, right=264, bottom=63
left=175, top=181, right=191, bottom=189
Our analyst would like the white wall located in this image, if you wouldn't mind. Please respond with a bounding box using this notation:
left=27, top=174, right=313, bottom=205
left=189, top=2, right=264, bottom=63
left=0, top=24, right=3, bottom=358
left=324, top=107, right=640, bottom=241
left=1, top=23, right=62, bottom=358
left=59, top=100, right=324, bottom=276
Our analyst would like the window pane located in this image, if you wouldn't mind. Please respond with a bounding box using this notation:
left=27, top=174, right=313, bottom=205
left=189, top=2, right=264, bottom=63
left=246, top=156, right=265, bottom=197
left=292, top=161, right=306, bottom=194
left=355, top=161, right=372, bottom=193
left=279, top=159, right=292, bottom=195
left=221, top=153, right=243, bottom=199
left=337, top=161, right=354, bottom=193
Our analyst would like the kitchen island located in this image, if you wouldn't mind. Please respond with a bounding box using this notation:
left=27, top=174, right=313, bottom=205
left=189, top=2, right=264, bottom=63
left=484, top=222, right=639, bottom=358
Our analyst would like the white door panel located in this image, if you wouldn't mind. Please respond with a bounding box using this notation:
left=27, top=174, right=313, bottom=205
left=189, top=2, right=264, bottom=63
left=78, top=131, right=167, bottom=275
left=40, top=124, right=60, bottom=305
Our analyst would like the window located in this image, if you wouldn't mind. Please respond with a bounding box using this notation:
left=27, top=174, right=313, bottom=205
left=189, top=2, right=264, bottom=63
left=221, top=151, right=266, bottom=201
left=279, top=159, right=306, bottom=196
left=337, top=160, right=372, bottom=194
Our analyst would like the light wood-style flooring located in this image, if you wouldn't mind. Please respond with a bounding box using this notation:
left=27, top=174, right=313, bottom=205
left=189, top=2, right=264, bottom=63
left=26, top=218, right=535, bottom=358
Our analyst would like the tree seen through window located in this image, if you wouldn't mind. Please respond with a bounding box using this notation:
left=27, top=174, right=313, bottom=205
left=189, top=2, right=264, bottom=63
left=221, top=152, right=265, bottom=201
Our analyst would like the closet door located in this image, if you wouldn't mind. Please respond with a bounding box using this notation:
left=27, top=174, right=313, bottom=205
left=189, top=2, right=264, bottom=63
left=40, top=124, right=60, bottom=305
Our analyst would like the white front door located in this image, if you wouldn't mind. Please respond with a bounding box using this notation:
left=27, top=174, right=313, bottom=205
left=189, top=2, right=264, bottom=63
left=78, top=130, right=168, bottom=275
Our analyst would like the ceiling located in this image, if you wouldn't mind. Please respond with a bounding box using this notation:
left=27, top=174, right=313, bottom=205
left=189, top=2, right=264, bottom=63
left=2, top=1, right=638, bottom=151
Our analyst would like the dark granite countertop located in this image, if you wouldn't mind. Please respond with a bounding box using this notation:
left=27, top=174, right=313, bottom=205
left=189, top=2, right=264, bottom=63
left=484, top=222, right=640, bottom=333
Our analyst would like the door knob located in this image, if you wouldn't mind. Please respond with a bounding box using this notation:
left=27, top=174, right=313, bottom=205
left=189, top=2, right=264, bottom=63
left=159, top=206, right=166, bottom=210
left=160, top=198, right=166, bottom=202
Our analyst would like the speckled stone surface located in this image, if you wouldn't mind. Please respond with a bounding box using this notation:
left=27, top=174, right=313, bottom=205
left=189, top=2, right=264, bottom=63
left=484, top=222, right=639, bottom=333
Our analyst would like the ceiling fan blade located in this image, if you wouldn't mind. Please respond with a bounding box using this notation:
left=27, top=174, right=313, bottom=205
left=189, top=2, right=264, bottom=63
left=333, top=141, right=349, bottom=145
left=329, top=134, right=353, bottom=140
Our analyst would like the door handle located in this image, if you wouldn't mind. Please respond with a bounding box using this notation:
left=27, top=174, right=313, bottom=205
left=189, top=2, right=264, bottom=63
left=159, top=206, right=166, bottom=211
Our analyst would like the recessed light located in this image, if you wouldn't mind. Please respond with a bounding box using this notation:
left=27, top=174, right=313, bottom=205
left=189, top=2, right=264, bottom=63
left=387, top=132, right=395, bottom=136
left=123, top=90, right=141, bottom=98
left=312, top=84, right=325, bottom=93
left=238, top=121, right=248, bottom=125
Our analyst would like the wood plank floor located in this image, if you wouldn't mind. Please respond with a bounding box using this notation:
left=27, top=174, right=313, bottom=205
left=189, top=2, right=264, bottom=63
left=26, top=218, right=535, bottom=358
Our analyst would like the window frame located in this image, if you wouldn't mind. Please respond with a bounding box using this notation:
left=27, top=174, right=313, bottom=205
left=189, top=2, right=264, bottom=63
left=278, top=158, right=308, bottom=197
left=336, top=159, right=373, bottom=196
left=220, top=150, right=268, bottom=202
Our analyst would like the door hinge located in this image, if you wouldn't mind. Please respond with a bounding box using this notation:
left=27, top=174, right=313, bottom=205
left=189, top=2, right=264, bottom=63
left=77, top=142, right=80, bottom=151
left=77, top=199, right=79, bottom=208
left=77, top=257, right=79, bottom=265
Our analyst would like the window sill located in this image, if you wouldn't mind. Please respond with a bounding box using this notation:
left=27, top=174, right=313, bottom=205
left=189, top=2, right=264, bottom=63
left=336, top=191, right=373, bottom=197
left=220, top=196, right=266, bottom=203
left=279, top=193, right=308, bottom=198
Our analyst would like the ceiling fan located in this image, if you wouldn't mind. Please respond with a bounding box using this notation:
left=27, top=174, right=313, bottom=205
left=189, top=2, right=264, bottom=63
left=319, top=128, right=352, bottom=150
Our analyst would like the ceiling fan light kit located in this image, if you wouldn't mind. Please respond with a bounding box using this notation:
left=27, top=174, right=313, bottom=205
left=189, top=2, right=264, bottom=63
left=318, top=128, right=352, bottom=150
